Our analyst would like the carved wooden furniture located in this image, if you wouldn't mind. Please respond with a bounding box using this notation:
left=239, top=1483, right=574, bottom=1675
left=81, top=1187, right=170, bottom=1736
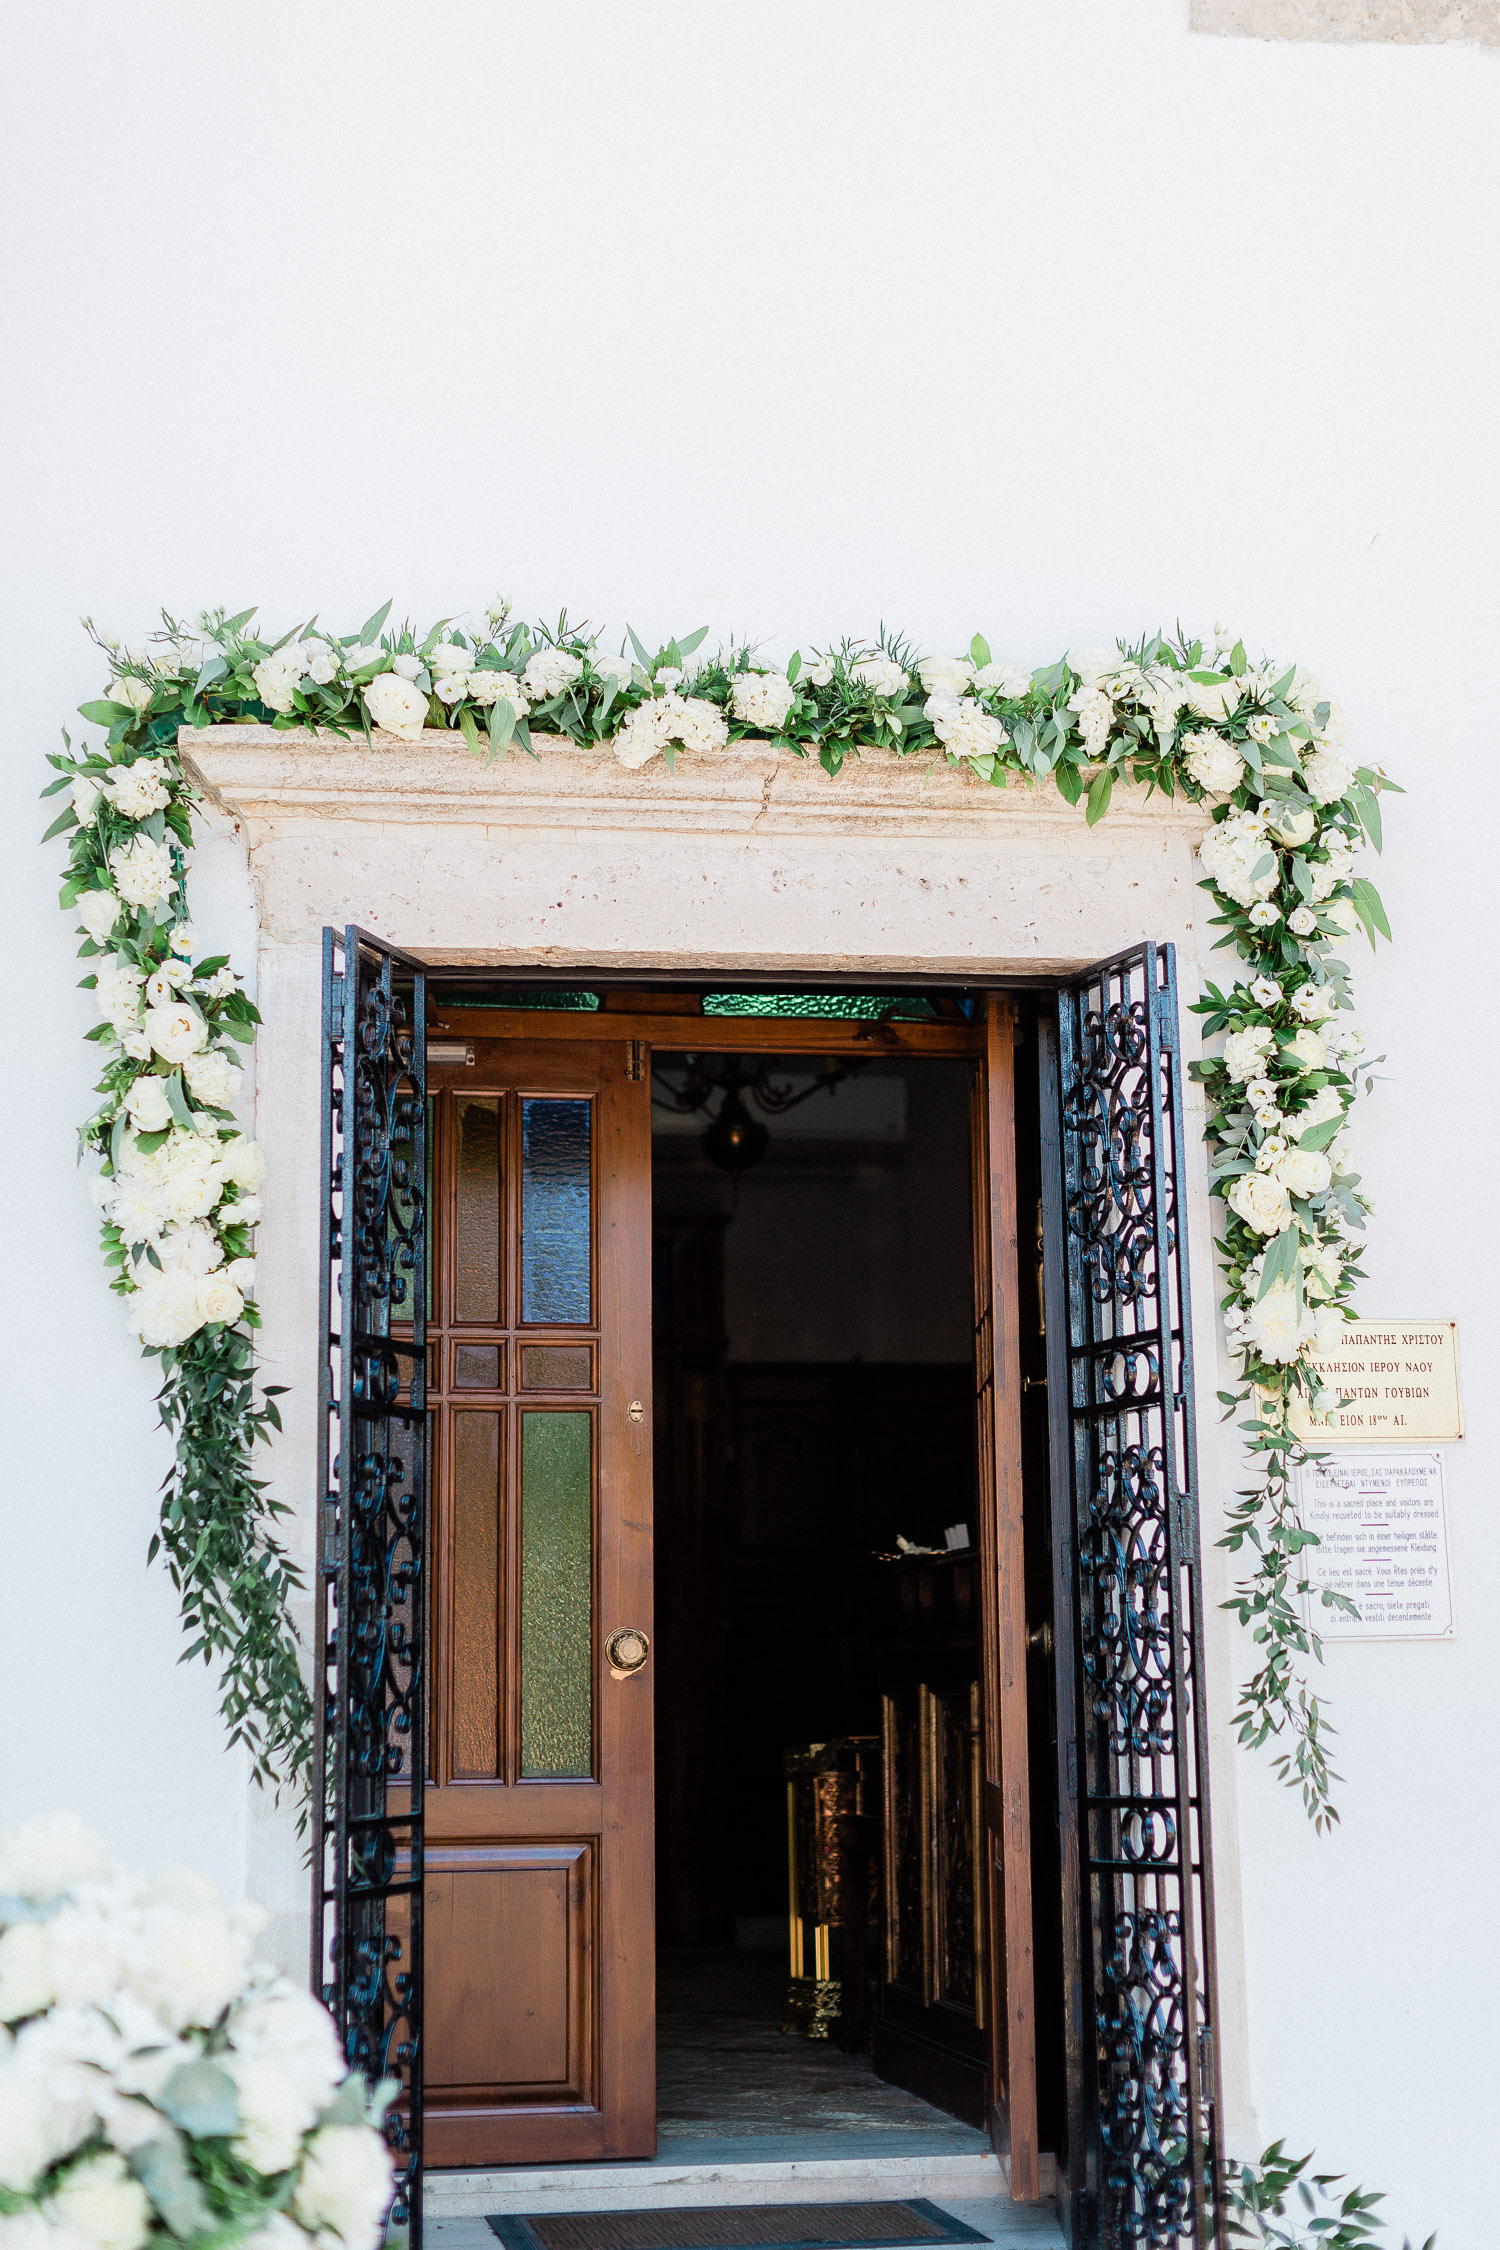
left=783, top=1737, right=880, bottom=2045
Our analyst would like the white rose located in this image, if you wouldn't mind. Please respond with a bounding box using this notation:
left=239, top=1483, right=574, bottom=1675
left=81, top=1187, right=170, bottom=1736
left=1273, top=1147, right=1332, bottom=1199
left=109, top=675, right=153, bottom=713
left=1287, top=906, right=1317, bottom=938
left=522, top=648, right=585, bottom=701
left=124, top=1076, right=174, bottom=1133
left=1066, top=646, right=1118, bottom=688
left=107, top=836, right=176, bottom=912
left=225, top=1258, right=257, bottom=1293
left=1183, top=733, right=1245, bottom=796
left=301, top=640, right=339, bottom=687
left=144, top=1003, right=208, bottom=1064
left=251, top=650, right=305, bottom=714
left=0, top=1924, right=56, bottom=2024
left=1198, top=815, right=1277, bottom=910
left=802, top=655, right=836, bottom=687
left=974, top=660, right=1032, bottom=698
left=850, top=655, right=909, bottom=698
left=229, top=1195, right=263, bottom=1226
left=390, top=653, right=423, bottom=681
left=93, top=959, right=146, bottom=1035
left=1267, top=805, right=1316, bottom=848
left=428, top=640, right=472, bottom=677
left=99, top=760, right=172, bottom=821
left=196, top=1273, right=245, bottom=1327
left=587, top=650, right=635, bottom=685
left=1321, top=895, right=1361, bottom=946
left=362, top=674, right=430, bottom=741
left=70, top=777, right=102, bottom=827
left=730, top=671, right=797, bottom=730
left=49, top=2152, right=153, bottom=2250
left=1287, top=1026, right=1328, bottom=1072
left=129, top=1269, right=208, bottom=1349
left=76, top=890, right=120, bottom=947
left=219, top=1138, right=267, bottom=1192
left=1243, top=1279, right=1318, bottom=1365
left=1303, top=744, right=1357, bottom=805
left=915, top=656, right=973, bottom=698
left=182, top=1049, right=244, bottom=1108
left=292, top=2125, right=395, bottom=2248
left=1221, top=1025, right=1275, bottom=1082
left=1227, top=1170, right=1294, bottom=1235
left=466, top=669, right=528, bottom=712
left=1290, top=981, right=1337, bottom=1024
left=0, top=1817, right=109, bottom=1904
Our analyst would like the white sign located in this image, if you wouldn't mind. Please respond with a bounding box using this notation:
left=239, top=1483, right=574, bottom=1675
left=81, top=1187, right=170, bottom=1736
left=1298, top=1452, right=1454, bottom=1641
left=1291, top=1320, right=1463, bottom=1445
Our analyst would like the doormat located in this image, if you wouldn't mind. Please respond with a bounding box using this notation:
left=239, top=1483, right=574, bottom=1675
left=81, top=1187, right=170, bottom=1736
left=486, top=2203, right=989, bottom=2250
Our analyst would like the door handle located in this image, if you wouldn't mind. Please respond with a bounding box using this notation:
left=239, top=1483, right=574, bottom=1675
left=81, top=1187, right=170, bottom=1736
left=605, top=1627, right=650, bottom=1676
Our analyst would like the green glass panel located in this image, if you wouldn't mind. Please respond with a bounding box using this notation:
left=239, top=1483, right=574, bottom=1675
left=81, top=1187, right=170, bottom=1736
left=701, top=991, right=938, bottom=1020
left=452, top=1412, right=500, bottom=1777
left=435, top=988, right=601, bottom=1011
left=520, top=1411, right=593, bottom=1779
left=454, top=1097, right=502, bottom=1323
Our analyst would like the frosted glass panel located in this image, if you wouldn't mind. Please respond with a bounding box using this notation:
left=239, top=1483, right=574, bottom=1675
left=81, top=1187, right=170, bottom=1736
left=454, top=1097, right=502, bottom=1323
left=455, top=1344, right=502, bottom=1389
left=521, top=1345, right=592, bottom=1392
left=520, top=1099, right=591, bottom=1325
left=452, top=1413, right=500, bottom=1777
left=520, top=1412, right=592, bottom=1779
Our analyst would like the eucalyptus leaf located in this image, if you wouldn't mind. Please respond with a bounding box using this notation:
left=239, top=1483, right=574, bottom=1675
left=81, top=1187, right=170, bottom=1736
left=129, top=2137, right=214, bottom=2239
left=158, top=2056, right=240, bottom=2137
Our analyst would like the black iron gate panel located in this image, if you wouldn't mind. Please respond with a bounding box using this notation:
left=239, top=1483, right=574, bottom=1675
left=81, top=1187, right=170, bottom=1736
left=1040, top=943, right=1222, bottom=2250
left=313, top=925, right=427, bottom=2244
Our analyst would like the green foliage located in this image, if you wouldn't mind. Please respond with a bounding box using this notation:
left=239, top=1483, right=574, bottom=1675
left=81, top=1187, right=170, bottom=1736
left=1225, top=2142, right=1434, bottom=2250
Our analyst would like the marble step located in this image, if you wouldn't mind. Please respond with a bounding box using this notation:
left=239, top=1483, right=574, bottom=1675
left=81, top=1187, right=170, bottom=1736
left=425, top=2142, right=1010, bottom=2218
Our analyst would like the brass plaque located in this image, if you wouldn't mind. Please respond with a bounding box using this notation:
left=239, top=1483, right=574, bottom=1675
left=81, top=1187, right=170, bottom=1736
left=1291, top=1320, right=1463, bottom=1445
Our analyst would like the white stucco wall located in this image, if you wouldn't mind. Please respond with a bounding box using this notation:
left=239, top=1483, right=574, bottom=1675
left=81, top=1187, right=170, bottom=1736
left=2, top=2, right=1497, bottom=2241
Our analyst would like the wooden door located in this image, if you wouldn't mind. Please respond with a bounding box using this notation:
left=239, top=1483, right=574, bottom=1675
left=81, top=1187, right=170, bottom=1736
left=420, top=1038, right=654, bottom=2166
left=971, top=996, right=1039, bottom=2196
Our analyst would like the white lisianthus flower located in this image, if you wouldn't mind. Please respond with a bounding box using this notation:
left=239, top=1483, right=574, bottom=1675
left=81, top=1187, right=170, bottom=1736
left=143, top=968, right=178, bottom=1008
left=1267, top=804, right=1316, bottom=848
left=144, top=1002, right=208, bottom=1065
left=124, top=1075, right=174, bottom=1134
left=466, top=670, right=528, bottom=712
left=219, top=1138, right=267, bottom=1193
left=802, top=654, right=836, bottom=688
left=1246, top=901, right=1280, bottom=929
left=928, top=697, right=1008, bottom=761
left=1290, top=981, right=1337, bottom=1024
left=99, top=760, right=172, bottom=821
left=168, top=923, right=196, bottom=957
left=120, top=1030, right=152, bottom=1062
left=76, top=890, right=120, bottom=946
left=128, top=1268, right=210, bottom=1348
left=1245, top=712, right=1279, bottom=745
left=730, top=671, right=797, bottom=730
left=183, top=1049, right=243, bottom=1108
left=0, top=1923, right=56, bottom=2024
left=1245, top=1076, right=1278, bottom=1110
left=70, top=776, right=102, bottom=827
left=1273, top=1146, right=1333, bottom=1199
left=1254, top=1133, right=1289, bottom=1172
left=850, top=655, right=909, bottom=698
left=363, top=674, right=430, bottom=740
left=1248, top=976, right=1281, bottom=1009
left=292, top=2124, right=395, bottom=2249
left=432, top=673, right=468, bottom=706
left=93, top=959, right=146, bottom=1035
left=1183, top=732, right=1245, bottom=796
left=522, top=648, right=585, bottom=701
left=48, top=2150, right=153, bottom=2250
left=1287, top=906, right=1318, bottom=938
left=974, top=660, right=1032, bottom=698
left=1198, top=811, right=1277, bottom=910
left=390, top=653, right=423, bottom=681
left=1221, top=1025, right=1275, bottom=1082
left=1293, top=1085, right=1345, bottom=1135
left=196, top=967, right=238, bottom=1000
left=108, top=836, right=176, bottom=912
left=1321, top=895, right=1361, bottom=946
left=1253, top=1104, right=1280, bottom=1131
left=1227, top=1171, right=1294, bottom=1235
left=1066, top=646, right=1118, bottom=688
left=1243, top=1279, right=1318, bottom=1365
left=428, top=640, right=472, bottom=677
left=1287, top=1026, right=1328, bottom=1072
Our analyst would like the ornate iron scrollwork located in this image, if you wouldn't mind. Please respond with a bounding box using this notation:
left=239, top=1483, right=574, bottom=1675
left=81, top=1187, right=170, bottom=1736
left=314, top=927, right=427, bottom=2246
left=1042, top=944, right=1223, bottom=2250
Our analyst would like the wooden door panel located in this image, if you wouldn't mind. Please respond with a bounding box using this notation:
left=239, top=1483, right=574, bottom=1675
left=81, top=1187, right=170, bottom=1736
left=423, top=1039, right=654, bottom=2167
left=425, top=1844, right=593, bottom=2098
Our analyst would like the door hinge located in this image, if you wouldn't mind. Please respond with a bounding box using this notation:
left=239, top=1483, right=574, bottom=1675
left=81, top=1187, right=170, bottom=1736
left=625, top=1039, right=647, bottom=1082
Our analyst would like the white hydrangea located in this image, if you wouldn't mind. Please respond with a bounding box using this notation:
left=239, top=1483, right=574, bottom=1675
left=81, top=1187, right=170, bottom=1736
left=227, top=1990, right=345, bottom=2175
left=521, top=647, right=585, bottom=701
left=1183, top=733, right=1245, bottom=797
left=292, top=2125, right=394, bottom=2249
left=92, top=959, right=145, bottom=1036
left=182, top=1048, right=244, bottom=1108
left=916, top=656, right=973, bottom=698
left=98, top=761, right=172, bottom=822
left=1242, top=1278, right=1318, bottom=1364
left=974, top=660, right=1031, bottom=698
left=1221, top=1024, right=1275, bottom=1081
left=850, top=655, right=910, bottom=698
left=1198, top=811, right=1277, bottom=909
left=587, top=649, right=635, bottom=685
left=47, top=2150, right=152, bottom=2250
left=466, top=670, right=528, bottom=712
left=1067, top=684, right=1112, bottom=757
left=107, top=836, right=176, bottom=913
left=611, top=694, right=729, bottom=771
left=0, top=1819, right=110, bottom=1907
left=427, top=640, right=472, bottom=677
left=1303, top=743, right=1358, bottom=804
left=730, top=671, right=797, bottom=730
left=926, top=696, right=1008, bottom=762
left=1293, top=1085, right=1346, bottom=1136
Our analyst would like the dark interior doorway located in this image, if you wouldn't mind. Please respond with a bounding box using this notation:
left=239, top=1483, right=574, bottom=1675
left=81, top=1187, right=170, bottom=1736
left=649, top=1045, right=1064, bottom=2151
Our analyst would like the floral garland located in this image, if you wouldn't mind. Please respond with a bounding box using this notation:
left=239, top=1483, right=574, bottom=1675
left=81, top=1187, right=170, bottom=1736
left=46, top=600, right=1392, bottom=1825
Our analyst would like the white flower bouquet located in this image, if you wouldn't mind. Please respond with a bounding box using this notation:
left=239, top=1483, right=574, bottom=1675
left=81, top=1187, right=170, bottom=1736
left=0, top=1816, right=394, bottom=2250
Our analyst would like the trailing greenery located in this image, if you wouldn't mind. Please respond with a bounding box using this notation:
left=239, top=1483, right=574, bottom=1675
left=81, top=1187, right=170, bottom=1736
left=1226, top=2142, right=1434, bottom=2250
left=46, top=601, right=1391, bottom=1820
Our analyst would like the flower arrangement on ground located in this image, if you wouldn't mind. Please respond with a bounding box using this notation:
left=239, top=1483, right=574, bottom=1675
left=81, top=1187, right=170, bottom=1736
left=43, top=601, right=1394, bottom=1826
left=0, top=1813, right=394, bottom=2250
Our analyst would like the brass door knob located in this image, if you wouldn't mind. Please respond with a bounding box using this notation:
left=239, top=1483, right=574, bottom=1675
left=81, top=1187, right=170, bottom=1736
left=606, top=1627, right=650, bottom=1676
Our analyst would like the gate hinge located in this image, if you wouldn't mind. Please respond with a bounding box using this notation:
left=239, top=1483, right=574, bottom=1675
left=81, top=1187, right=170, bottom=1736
left=1154, top=985, right=1176, bottom=1056
left=625, top=1039, right=647, bottom=1083
left=1198, top=2022, right=1215, bottom=2082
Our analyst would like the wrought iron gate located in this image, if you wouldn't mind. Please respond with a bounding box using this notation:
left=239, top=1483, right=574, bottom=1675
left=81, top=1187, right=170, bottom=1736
left=1039, top=943, right=1223, bottom=2250
left=313, top=926, right=428, bottom=2243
